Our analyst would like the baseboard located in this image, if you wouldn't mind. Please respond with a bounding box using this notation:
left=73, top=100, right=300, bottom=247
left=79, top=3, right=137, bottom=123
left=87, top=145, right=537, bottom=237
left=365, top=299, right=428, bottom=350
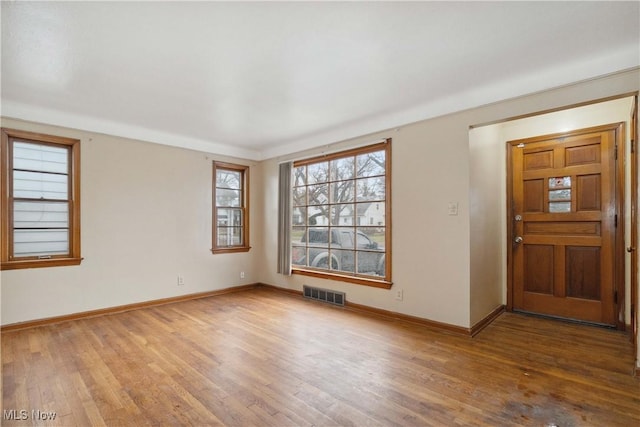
left=470, top=305, right=506, bottom=337
left=259, top=283, right=504, bottom=337
left=345, top=300, right=471, bottom=335
left=1, top=284, right=260, bottom=333
left=2, top=282, right=506, bottom=337
left=258, top=283, right=302, bottom=296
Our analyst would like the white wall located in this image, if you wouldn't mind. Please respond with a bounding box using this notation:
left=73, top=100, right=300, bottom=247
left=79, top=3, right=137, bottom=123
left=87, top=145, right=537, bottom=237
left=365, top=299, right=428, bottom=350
left=469, top=124, right=505, bottom=325
left=259, top=117, right=472, bottom=328
left=259, top=68, right=639, bottom=331
left=0, top=119, right=260, bottom=325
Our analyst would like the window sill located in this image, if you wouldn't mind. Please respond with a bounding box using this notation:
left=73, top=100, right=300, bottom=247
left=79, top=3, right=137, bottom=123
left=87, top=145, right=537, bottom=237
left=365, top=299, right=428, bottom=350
left=292, top=268, right=392, bottom=289
left=1, top=257, right=83, bottom=271
left=211, top=246, right=252, bottom=255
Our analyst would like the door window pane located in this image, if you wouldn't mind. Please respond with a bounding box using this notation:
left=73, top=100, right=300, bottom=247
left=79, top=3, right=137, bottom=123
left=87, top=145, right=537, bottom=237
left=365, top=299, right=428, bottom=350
left=549, top=176, right=571, bottom=188
left=549, top=176, right=572, bottom=212
left=549, top=189, right=571, bottom=201
left=549, top=202, right=571, bottom=213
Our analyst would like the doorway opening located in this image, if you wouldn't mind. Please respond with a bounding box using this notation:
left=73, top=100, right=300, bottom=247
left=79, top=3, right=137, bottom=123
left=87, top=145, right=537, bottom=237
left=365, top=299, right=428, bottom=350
left=469, top=95, right=637, bottom=333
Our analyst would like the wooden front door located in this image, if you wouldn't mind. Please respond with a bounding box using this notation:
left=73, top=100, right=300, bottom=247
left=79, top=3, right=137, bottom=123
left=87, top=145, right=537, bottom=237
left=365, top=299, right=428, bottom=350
left=509, top=124, right=622, bottom=326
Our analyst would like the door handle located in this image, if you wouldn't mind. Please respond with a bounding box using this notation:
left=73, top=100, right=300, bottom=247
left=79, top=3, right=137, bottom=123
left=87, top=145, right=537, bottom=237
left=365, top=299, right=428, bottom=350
left=514, top=236, right=523, bottom=244
left=628, top=247, right=636, bottom=253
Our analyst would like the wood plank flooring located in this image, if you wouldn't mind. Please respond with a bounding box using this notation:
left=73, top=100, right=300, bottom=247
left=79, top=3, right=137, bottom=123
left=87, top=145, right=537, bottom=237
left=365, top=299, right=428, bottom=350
left=2, top=287, right=639, bottom=426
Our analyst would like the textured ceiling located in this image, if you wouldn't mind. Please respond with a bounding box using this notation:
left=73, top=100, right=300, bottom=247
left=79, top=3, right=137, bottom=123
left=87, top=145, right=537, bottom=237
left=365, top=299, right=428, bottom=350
left=2, top=1, right=639, bottom=160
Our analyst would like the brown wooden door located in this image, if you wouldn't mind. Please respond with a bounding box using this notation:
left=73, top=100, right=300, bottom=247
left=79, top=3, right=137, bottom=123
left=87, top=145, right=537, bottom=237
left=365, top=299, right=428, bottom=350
left=510, top=124, right=621, bottom=326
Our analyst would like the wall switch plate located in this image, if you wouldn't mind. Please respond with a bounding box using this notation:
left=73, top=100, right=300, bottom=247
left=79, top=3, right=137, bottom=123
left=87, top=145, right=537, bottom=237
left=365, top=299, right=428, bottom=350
left=448, top=202, right=459, bottom=216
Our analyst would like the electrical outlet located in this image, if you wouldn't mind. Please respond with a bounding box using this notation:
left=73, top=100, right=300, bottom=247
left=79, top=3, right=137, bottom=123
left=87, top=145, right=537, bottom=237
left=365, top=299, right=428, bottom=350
left=177, top=275, right=184, bottom=286
left=395, top=289, right=403, bottom=301
left=240, top=271, right=245, bottom=279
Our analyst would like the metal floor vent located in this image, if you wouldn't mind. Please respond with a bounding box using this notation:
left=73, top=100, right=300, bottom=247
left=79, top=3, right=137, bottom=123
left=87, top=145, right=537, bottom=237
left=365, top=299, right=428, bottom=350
left=303, top=285, right=345, bottom=306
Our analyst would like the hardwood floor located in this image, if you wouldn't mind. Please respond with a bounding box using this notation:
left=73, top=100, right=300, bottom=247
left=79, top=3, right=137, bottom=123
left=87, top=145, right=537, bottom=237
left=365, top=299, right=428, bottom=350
left=2, top=287, right=639, bottom=426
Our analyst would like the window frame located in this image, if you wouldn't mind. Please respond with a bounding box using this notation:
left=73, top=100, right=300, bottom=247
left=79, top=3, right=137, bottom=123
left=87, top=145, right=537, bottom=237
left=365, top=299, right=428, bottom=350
left=1, top=128, right=82, bottom=270
left=212, top=161, right=251, bottom=254
left=291, top=139, right=392, bottom=289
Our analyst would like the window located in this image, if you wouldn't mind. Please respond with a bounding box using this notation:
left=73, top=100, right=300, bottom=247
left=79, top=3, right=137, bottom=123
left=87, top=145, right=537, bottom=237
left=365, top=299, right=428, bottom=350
left=212, top=162, right=250, bottom=253
left=291, top=140, right=391, bottom=288
left=1, top=128, right=82, bottom=270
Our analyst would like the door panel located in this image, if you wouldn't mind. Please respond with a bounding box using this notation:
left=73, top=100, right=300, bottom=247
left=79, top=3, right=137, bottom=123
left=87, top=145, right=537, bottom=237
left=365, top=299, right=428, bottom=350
left=523, top=245, right=554, bottom=294
left=524, top=150, right=554, bottom=170
left=565, top=142, right=600, bottom=166
left=576, top=175, right=600, bottom=210
left=565, top=246, right=600, bottom=300
left=511, top=125, right=619, bottom=326
left=523, top=180, right=544, bottom=212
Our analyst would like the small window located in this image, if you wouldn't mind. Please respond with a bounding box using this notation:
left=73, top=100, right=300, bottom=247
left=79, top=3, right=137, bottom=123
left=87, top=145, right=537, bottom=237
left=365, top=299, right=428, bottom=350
left=1, top=128, right=82, bottom=270
left=212, top=161, right=250, bottom=253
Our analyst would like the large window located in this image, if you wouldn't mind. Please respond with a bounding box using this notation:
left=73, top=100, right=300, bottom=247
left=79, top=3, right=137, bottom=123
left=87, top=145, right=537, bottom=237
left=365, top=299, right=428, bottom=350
left=212, top=161, right=250, bottom=254
left=1, top=128, right=82, bottom=270
left=291, top=140, right=391, bottom=287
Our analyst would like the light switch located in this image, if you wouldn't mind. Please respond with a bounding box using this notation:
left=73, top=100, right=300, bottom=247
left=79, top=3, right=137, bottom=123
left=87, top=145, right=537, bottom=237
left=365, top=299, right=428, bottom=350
left=448, top=202, right=458, bottom=216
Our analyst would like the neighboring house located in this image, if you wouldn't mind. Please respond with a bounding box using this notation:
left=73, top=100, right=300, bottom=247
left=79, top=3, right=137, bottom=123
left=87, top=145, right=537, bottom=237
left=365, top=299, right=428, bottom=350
left=292, top=202, right=385, bottom=228
left=357, top=202, right=385, bottom=227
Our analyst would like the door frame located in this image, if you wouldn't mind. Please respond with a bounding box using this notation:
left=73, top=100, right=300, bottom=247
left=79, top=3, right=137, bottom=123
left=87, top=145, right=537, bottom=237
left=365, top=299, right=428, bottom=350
left=630, top=95, right=638, bottom=367
left=506, top=122, right=626, bottom=329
